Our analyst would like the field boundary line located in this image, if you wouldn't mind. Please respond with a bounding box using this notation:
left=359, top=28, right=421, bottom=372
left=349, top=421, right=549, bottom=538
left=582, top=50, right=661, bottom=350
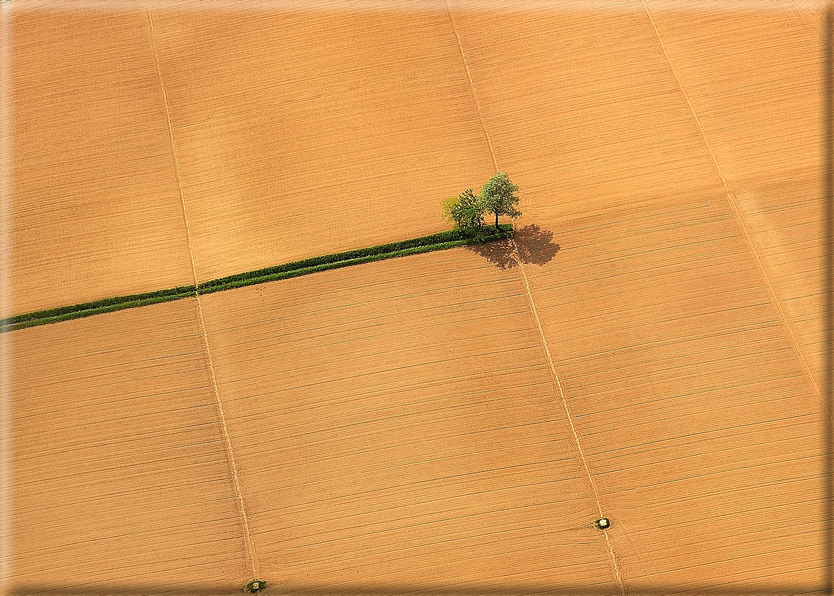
left=147, top=11, right=259, bottom=578
left=640, top=0, right=826, bottom=413
left=444, top=0, right=499, bottom=172
left=445, top=5, right=623, bottom=583
left=511, top=239, right=625, bottom=596
left=0, top=230, right=513, bottom=331
left=146, top=10, right=199, bottom=287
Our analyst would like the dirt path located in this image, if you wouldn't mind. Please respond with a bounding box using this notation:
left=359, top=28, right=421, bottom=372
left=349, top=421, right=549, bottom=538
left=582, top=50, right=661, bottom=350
left=148, top=9, right=258, bottom=578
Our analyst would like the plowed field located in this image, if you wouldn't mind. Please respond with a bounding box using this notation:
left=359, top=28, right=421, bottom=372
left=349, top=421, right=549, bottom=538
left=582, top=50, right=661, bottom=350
left=147, top=9, right=496, bottom=282
left=197, top=249, right=619, bottom=589
left=641, top=6, right=826, bottom=387
left=6, top=10, right=193, bottom=316
left=8, top=299, right=250, bottom=590
left=448, top=2, right=827, bottom=587
left=5, top=2, right=829, bottom=594
left=518, top=195, right=825, bottom=590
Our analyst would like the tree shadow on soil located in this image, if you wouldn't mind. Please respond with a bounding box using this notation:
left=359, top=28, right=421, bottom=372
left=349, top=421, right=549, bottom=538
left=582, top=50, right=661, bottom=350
left=466, top=224, right=560, bottom=270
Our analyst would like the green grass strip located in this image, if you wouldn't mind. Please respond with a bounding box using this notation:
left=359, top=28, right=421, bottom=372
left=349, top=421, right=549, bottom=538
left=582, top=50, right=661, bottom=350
left=1, top=225, right=513, bottom=333
left=198, top=227, right=513, bottom=294
left=1, top=292, right=197, bottom=332
left=197, top=225, right=512, bottom=290
left=2, top=285, right=197, bottom=325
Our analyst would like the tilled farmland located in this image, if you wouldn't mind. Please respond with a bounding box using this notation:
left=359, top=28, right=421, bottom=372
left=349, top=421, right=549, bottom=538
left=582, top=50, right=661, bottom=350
left=4, top=2, right=829, bottom=595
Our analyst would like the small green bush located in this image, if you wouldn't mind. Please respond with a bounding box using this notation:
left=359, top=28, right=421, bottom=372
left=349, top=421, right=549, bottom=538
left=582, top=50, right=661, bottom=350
left=245, top=579, right=267, bottom=593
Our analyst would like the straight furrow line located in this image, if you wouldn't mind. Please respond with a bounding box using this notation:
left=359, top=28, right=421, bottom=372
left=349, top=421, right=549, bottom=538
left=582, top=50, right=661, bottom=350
left=273, top=500, right=569, bottom=550
left=262, top=459, right=569, bottom=508
left=640, top=0, right=827, bottom=418
left=606, top=455, right=821, bottom=496
left=147, top=11, right=258, bottom=578
left=512, top=238, right=625, bottom=596
left=269, top=476, right=572, bottom=533
left=444, top=0, right=499, bottom=172
left=444, top=3, right=624, bottom=588
left=271, top=524, right=564, bottom=571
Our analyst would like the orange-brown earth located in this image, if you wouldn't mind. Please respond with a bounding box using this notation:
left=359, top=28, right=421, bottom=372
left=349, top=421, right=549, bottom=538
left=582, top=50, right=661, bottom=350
left=6, top=2, right=830, bottom=593
left=518, top=196, right=825, bottom=590
left=641, top=5, right=826, bottom=387
left=8, top=299, right=250, bottom=590
left=147, top=9, right=496, bottom=282
left=6, top=11, right=194, bottom=316
left=198, top=249, right=619, bottom=589
left=448, top=2, right=827, bottom=588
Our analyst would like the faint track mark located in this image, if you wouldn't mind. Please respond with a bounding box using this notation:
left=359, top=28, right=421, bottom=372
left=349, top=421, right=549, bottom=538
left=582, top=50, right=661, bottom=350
left=147, top=11, right=258, bottom=577
left=443, top=4, right=624, bottom=588
left=512, top=238, right=625, bottom=596
left=640, top=0, right=827, bottom=417
left=444, top=0, right=499, bottom=172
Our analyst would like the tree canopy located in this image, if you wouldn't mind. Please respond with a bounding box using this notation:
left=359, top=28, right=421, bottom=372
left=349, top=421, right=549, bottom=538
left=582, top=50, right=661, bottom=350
left=443, top=188, right=485, bottom=231
left=479, top=172, right=521, bottom=230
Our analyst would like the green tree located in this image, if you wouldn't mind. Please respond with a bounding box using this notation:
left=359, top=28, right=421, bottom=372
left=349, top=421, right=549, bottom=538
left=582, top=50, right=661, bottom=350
left=480, top=172, right=521, bottom=231
left=443, top=188, right=485, bottom=231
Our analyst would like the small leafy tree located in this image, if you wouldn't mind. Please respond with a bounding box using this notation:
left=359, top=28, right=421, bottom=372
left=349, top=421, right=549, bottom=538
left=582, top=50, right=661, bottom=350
left=480, top=172, right=521, bottom=231
left=443, top=188, right=486, bottom=232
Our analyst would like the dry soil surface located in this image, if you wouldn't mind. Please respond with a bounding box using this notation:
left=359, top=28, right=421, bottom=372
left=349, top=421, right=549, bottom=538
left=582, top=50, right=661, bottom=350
left=6, top=10, right=194, bottom=317
left=642, top=5, right=826, bottom=387
left=198, top=248, right=620, bottom=590
left=5, top=2, right=829, bottom=593
left=8, top=299, right=250, bottom=592
left=147, top=9, right=496, bottom=282
left=517, top=195, right=826, bottom=590
left=449, top=3, right=827, bottom=588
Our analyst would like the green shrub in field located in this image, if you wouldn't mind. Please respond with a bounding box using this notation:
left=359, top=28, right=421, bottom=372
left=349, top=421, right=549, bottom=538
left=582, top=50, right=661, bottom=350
left=480, top=172, right=522, bottom=231
left=245, top=579, right=267, bottom=593
left=443, top=188, right=486, bottom=231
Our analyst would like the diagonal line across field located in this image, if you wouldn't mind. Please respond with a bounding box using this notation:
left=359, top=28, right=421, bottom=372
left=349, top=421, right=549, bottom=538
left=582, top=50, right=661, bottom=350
left=640, top=0, right=827, bottom=418
left=512, top=238, right=626, bottom=596
left=446, top=5, right=625, bottom=592
left=148, top=9, right=259, bottom=578
left=0, top=228, right=514, bottom=332
left=444, top=0, right=499, bottom=173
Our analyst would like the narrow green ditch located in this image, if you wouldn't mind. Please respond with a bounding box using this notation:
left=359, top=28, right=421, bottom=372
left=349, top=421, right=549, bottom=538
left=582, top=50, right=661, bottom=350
left=1, top=225, right=513, bottom=332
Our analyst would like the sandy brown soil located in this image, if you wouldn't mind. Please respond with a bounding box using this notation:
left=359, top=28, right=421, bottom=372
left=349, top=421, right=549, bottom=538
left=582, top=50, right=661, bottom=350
left=448, top=3, right=827, bottom=588
left=6, top=11, right=194, bottom=317
left=198, top=249, right=619, bottom=589
left=8, top=299, right=249, bottom=592
left=147, top=9, right=496, bottom=283
left=446, top=2, right=724, bottom=222
left=6, top=2, right=829, bottom=593
left=736, top=176, right=826, bottom=385
left=641, top=5, right=826, bottom=387
left=516, top=195, right=825, bottom=590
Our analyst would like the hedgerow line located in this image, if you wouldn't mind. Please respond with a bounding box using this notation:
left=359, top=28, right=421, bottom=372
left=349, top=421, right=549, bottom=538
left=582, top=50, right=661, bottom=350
left=1, top=226, right=513, bottom=332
